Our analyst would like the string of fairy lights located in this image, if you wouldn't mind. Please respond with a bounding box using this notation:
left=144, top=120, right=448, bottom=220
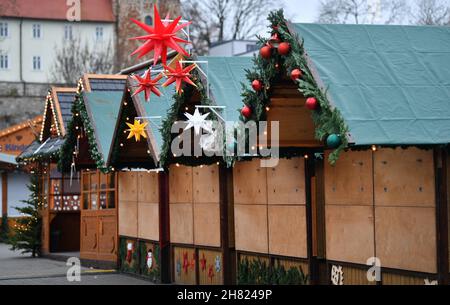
left=39, top=90, right=62, bottom=142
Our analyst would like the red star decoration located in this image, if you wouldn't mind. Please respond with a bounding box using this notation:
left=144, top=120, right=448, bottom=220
left=131, top=68, right=163, bottom=102
left=130, top=5, right=191, bottom=65
left=190, top=253, right=196, bottom=270
left=162, top=61, right=197, bottom=94
left=200, top=254, right=207, bottom=271
left=182, top=252, right=189, bottom=274
left=208, top=265, right=215, bottom=282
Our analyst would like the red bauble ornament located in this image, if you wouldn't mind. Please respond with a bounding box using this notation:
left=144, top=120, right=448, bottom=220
left=291, top=69, right=303, bottom=81
left=252, top=80, right=263, bottom=91
left=241, top=105, right=252, bottom=118
left=278, top=42, right=291, bottom=56
left=260, top=45, right=272, bottom=59
left=306, top=97, right=319, bottom=110
left=162, top=61, right=196, bottom=95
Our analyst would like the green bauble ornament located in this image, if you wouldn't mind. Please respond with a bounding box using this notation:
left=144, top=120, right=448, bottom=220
left=327, top=134, right=341, bottom=148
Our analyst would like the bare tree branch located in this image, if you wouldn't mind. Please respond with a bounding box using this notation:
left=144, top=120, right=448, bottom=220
left=51, top=38, right=114, bottom=85
left=182, top=0, right=282, bottom=55
left=318, top=0, right=409, bottom=24
left=413, top=0, right=450, bottom=25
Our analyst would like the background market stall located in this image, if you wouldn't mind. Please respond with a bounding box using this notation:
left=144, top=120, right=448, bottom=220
left=59, top=74, right=126, bottom=266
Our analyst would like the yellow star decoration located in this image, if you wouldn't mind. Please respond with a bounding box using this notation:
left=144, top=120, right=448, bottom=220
left=126, top=120, right=148, bottom=142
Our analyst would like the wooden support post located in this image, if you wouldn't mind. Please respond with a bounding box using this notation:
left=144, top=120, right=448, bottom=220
left=305, top=155, right=319, bottom=284
left=158, top=171, right=171, bottom=284
left=219, top=165, right=235, bottom=285
left=1, top=172, right=7, bottom=219
left=434, top=148, right=449, bottom=285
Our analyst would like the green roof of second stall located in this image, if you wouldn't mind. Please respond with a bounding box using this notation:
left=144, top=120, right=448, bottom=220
left=198, top=56, right=253, bottom=122
left=83, top=91, right=123, bottom=164
left=292, top=23, right=450, bottom=146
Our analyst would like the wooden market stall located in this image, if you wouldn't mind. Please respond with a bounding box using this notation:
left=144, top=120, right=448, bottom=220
left=155, top=56, right=255, bottom=285
left=238, top=10, right=450, bottom=285
left=16, top=88, right=81, bottom=254
left=59, top=74, right=126, bottom=265
left=288, top=22, right=450, bottom=285
left=107, top=62, right=177, bottom=283
left=1, top=117, right=42, bottom=230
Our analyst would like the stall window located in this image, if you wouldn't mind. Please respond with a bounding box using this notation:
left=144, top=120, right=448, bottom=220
left=48, top=166, right=81, bottom=212
left=82, top=170, right=116, bottom=210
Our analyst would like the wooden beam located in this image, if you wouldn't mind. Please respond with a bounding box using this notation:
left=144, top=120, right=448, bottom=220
left=158, top=171, right=171, bottom=284
left=1, top=172, right=7, bottom=218
left=305, top=155, right=320, bottom=284
left=434, top=147, right=449, bottom=285
left=219, top=165, right=235, bottom=284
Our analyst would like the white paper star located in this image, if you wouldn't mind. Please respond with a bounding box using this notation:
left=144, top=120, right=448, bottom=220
left=184, top=108, right=212, bottom=135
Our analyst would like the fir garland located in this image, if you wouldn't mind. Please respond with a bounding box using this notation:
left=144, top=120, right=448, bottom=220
left=59, top=81, right=112, bottom=173
left=159, top=59, right=222, bottom=168
left=237, top=257, right=308, bottom=285
left=109, top=91, right=136, bottom=168
left=239, top=10, right=349, bottom=165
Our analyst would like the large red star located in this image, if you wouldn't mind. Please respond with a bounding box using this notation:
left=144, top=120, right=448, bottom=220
left=162, top=61, right=197, bottom=94
left=130, top=6, right=191, bottom=65
left=131, top=68, right=163, bottom=102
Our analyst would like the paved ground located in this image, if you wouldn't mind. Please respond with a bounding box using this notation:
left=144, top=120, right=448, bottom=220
left=0, top=243, right=153, bottom=285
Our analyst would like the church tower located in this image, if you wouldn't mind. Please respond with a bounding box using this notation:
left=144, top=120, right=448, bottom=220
left=112, top=0, right=182, bottom=70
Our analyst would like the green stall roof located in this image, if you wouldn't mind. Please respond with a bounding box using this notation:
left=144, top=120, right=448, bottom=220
left=83, top=91, right=123, bottom=164
left=198, top=56, right=253, bottom=123
left=292, top=23, right=450, bottom=146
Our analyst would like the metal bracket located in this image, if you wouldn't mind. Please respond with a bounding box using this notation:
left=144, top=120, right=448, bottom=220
left=135, top=116, right=163, bottom=129
left=195, top=105, right=226, bottom=123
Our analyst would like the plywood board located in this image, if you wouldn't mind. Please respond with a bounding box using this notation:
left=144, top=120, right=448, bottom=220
left=193, top=203, right=221, bottom=247
left=267, top=158, right=306, bottom=205
left=138, top=172, right=159, bottom=203
left=198, top=249, right=224, bottom=285
left=325, top=150, right=373, bottom=206
left=193, top=165, right=220, bottom=204
left=374, top=148, right=435, bottom=207
left=233, top=160, right=267, bottom=205
left=119, top=172, right=138, bottom=202
left=375, top=206, right=437, bottom=273
left=267, top=97, right=319, bottom=147
left=268, top=205, right=307, bottom=258
left=81, top=215, right=98, bottom=257
left=118, top=201, right=138, bottom=237
left=169, top=165, right=193, bottom=204
left=234, top=204, right=268, bottom=253
left=170, top=203, right=194, bottom=244
left=138, top=202, right=159, bottom=241
left=325, top=205, right=375, bottom=264
left=173, top=246, right=197, bottom=284
left=98, top=215, right=117, bottom=262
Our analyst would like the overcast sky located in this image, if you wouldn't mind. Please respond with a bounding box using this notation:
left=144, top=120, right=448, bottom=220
left=283, top=0, right=321, bottom=23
